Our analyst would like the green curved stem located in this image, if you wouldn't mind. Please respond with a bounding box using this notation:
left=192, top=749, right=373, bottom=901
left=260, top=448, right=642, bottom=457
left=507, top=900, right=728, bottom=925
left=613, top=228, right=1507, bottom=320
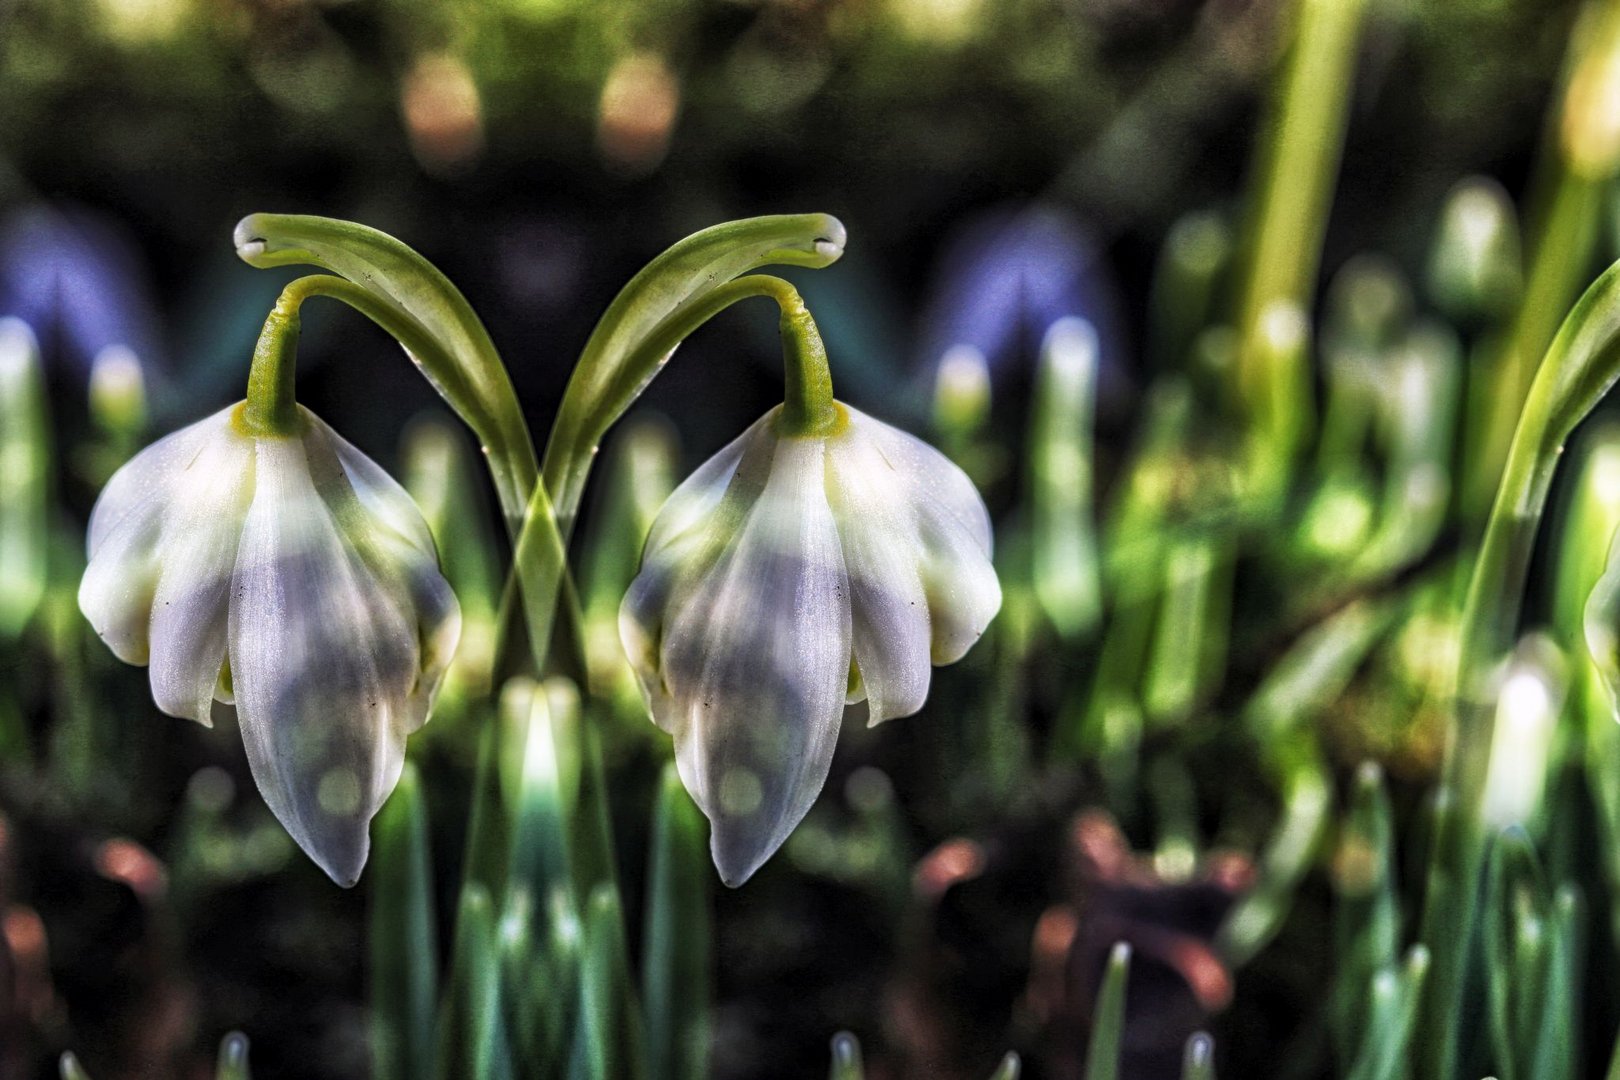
left=540, top=212, right=846, bottom=542
left=621, top=273, right=836, bottom=435
left=234, top=214, right=537, bottom=533
left=505, top=272, right=837, bottom=679
left=1417, top=256, right=1620, bottom=1076
left=240, top=289, right=304, bottom=437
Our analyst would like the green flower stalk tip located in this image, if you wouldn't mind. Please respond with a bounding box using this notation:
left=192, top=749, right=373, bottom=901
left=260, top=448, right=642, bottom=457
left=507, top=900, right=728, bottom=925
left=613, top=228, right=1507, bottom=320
left=622, top=395, right=1000, bottom=885
left=543, top=213, right=847, bottom=536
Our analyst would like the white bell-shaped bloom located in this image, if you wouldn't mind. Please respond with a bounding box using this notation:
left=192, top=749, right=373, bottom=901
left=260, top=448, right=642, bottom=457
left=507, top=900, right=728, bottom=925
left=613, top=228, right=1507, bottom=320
left=621, top=403, right=1000, bottom=885
left=79, top=403, right=460, bottom=886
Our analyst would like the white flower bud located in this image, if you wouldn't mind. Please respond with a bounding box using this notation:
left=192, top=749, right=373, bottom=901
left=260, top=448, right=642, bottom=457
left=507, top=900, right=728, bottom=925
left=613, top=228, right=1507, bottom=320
left=621, top=403, right=1000, bottom=885
left=79, top=403, right=460, bottom=886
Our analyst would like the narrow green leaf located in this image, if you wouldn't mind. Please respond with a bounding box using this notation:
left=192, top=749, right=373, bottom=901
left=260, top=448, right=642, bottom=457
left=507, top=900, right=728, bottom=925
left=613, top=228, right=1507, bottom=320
left=1148, top=211, right=1232, bottom=374
left=1143, top=536, right=1232, bottom=726
left=1084, top=942, right=1132, bottom=1080
left=1346, top=944, right=1429, bottom=1080
left=1483, top=829, right=1548, bottom=1080
left=403, top=416, right=503, bottom=706
left=1181, top=1033, right=1215, bottom=1080
left=0, top=318, right=48, bottom=643
left=58, top=1053, right=91, bottom=1080
left=579, top=417, right=677, bottom=713
left=1030, top=316, right=1102, bottom=640
left=1232, top=0, right=1371, bottom=464
left=1218, top=762, right=1331, bottom=964
left=986, top=1052, right=1022, bottom=1080
left=215, top=1032, right=251, bottom=1080
left=828, top=1032, right=864, bottom=1080
left=1529, top=886, right=1582, bottom=1080
left=1244, top=599, right=1395, bottom=747
left=642, top=765, right=711, bottom=1080
left=371, top=763, right=439, bottom=1080
left=553, top=684, right=621, bottom=905
left=506, top=682, right=573, bottom=907
left=1349, top=322, right=1461, bottom=580
left=1333, top=761, right=1399, bottom=1064
left=1427, top=177, right=1522, bottom=322
left=568, top=886, right=645, bottom=1080
left=436, top=885, right=511, bottom=1080
left=460, top=700, right=517, bottom=899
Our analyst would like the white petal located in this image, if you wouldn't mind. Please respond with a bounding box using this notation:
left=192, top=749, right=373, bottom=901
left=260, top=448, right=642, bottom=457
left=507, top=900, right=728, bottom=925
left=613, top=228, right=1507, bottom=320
left=845, top=407, right=1000, bottom=664
left=622, top=413, right=777, bottom=733
left=641, top=411, right=773, bottom=558
left=852, top=404, right=994, bottom=555
left=87, top=405, right=230, bottom=556
left=825, top=431, right=932, bottom=725
left=228, top=432, right=426, bottom=887
left=914, top=511, right=1001, bottom=664
left=658, top=433, right=851, bottom=886
left=313, top=410, right=437, bottom=559
left=146, top=425, right=256, bottom=724
left=79, top=406, right=236, bottom=667
left=79, top=499, right=163, bottom=665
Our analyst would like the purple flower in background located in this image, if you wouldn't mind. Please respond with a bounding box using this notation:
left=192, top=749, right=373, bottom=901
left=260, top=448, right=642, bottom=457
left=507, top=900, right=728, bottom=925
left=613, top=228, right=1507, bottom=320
left=0, top=205, right=163, bottom=381
left=917, top=203, right=1125, bottom=400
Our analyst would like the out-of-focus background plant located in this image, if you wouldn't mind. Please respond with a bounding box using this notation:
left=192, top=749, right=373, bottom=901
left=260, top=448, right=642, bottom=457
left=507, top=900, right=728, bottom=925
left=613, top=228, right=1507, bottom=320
left=10, top=0, right=1620, bottom=1077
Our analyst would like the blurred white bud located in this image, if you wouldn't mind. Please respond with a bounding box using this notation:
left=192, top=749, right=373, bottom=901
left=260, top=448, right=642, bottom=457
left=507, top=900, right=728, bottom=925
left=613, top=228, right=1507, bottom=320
left=0, top=318, right=47, bottom=640
left=1480, top=636, right=1566, bottom=830
left=89, top=344, right=148, bottom=437
left=933, top=344, right=991, bottom=438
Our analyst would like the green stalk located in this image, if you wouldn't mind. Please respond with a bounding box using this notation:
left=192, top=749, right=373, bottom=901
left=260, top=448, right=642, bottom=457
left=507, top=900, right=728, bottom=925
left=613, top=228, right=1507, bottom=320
left=0, top=318, right=48, bottom=644
left=234, top=215, right=537, bottom=530
left=372, top=764, right=440, bottom=1080
left=642, top=765, right=711, bottom=1080
left=1030, top=318, right=1102, bottom=641
left=829, top=1033, right=864, bottom=1080
left=1181, top=1034, right=1215, bottom=1080
left=503, top=271, right=840, bottom=695
left=1231, top=0, right=1369, bottom=471
left=540, top=214, right=846, bottom=540
left=1418, top=257, right=1620, bottom=1076
left=1084, top=942, right=1132, bottom=1080
left=216, top=1033, right=252, bottom=1080
left=1463, top=0, right=1620, bottom=522
left=238, top=289, right=304, bottom=437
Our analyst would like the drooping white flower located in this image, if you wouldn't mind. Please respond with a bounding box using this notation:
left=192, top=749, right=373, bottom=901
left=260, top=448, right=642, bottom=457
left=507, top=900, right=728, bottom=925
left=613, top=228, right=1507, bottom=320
left=79, top=402, right=459, bottom=886
left=621, top=403, right=1000, bottom=885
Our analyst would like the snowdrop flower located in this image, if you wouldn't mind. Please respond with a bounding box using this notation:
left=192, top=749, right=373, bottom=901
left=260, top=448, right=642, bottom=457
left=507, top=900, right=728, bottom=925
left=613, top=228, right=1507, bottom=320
left=620, top=285, right=1000, bottom=884
left=78, top=299, right=459, bottom=886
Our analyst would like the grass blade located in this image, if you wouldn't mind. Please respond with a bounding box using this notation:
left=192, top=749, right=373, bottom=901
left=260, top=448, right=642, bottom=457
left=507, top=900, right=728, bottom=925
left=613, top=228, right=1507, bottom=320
left=371, top=763, right=439, bottom=1080
left=642, top=764, right=711, bottom=1080
left=1084, top=942, right=1132, bottom=1080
